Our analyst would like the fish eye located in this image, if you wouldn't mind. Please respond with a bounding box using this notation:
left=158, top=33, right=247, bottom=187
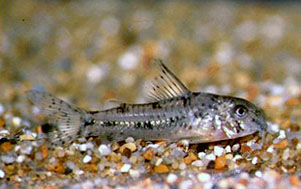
left=234, top=105, right=248, bottom=118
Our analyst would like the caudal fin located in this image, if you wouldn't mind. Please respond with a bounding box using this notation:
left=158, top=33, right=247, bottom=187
left=26, top=90, right=89, bottom=146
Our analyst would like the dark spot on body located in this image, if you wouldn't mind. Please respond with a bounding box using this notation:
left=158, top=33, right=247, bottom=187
left=84, top=119, right=95, bottom=126
left=64, top=167, right=73, bottom=175
left=144, top=121, right=153, bottom=130
left=152, top=102, right=161, bottom=109
left=41, top=123, right=55, bottom=133
left=106, top=132, right=114, bottom=141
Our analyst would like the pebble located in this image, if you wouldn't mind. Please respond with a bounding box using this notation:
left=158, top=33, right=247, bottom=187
left=143, top=148, right=155, bottom=161
left=198, top=152, right=206, bottom=159
left=0, top=142, right=12, bottom=152
left=120, top=143, right=137, bottom=153
left=232, top=144, right=240, bottom=152
left=12, top=117, right=22, bottom=127
left=0, top=170, right=5, bottom=178
left=205, top=153, right=216, bottom=161
left=214, top=146, right=225, bottom=156
left=233, top=155, right=243, bottom=162
left=16, top=155, right=25, bottom=163
left=129, top=169, right=140, bottom=178
left=167, top=173, right=178, bottom=184
left=191, top=160, right=204, bottom=167
left=79, top=144, right=87, bottom=152
left=179, top=162, right=187, bottom=170
left=251, top=157, right=258, bottom=165
left=273, top=139, right=288, bottom=149
left=225, top=145, right=231, bottom=153
left=118, top=52, right=138, bottom=70
left=19, top=134, right=35, bottom=141
left=184, top=152, right=197, bottom=164
left=215, top=155, right=227, bottom=169
left=0, top=103, right=5, bottom=115
left=98, top=144, right=112, bottom=156
left=179, top=180, right=193, bottom=189
left=120, top=164, right=131, bottom=173
left=86, top=64, right=106, bottom=83
left=197, top=173, right=211, bottom=182
left=83, top=155, right=92, bottom=163
left=282, top=149, right=290, bottom=161
left=125, top=137, right=135, bottom=143
left=278, top=130, right=286, bottom=139
left=255, top=171, right=263, bottom=177
left=154, top=164, right=169, bottom=173
left=1, top=155, right=15, bottom=164
left=267, top=146, right=274, bottom=153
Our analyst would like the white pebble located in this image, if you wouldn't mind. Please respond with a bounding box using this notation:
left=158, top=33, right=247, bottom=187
left=0, top=170, right=5, bottom=178
left=79, top=144, right=87, bottom=152
left=167, top=173, right=178, bottom=184
left=197, top=173, right=211, bottom=182
left=255, top=170, right=262, bottom=177
left=233, top=155, right=243, bottom=162
left=232, top=144, right=240, bottom=152
left=267, top=146, right=274, bottom=153
left=225, top=145, right=231, bottom=153
left=129, top=169, right=140, bottom=178
left=86, top=65, right=106, bottom=84
left=191, top=160, right=204, bottom=167
left=83, top=155, right=92, bottom=163
left=16, top=155, right=25, bottom=163
left=179, top=180, right=193, bottom=189
left=179, top=162, right=186, bottom=170
left=251, top=157, right=258, bottom=165
left=98, top=144, right=112, bottom=156
left=198, top=152, right=206, bottom=159
left=120, top=164, right=131, bottom=173
left=118, top=52, right=138, bottom=70
left=282, top=149, right=290, bottom=161
left=214, top=146, right=225, bottom=156
left=0, top=130, right=9, bottom=135
left=155, top=158, right=163, bottom=166
left=12, top=117, right=22, bottom=127
left=278, top=130, right=286, bottom=139
left=125, top=137, right=135, bottom=143
left=0, top=103, right=5, bottom=115
left=267, top=122, right=279, bottom=134
left=1, top=155, right=15, bottom=164
left=205, top=153, right=216, bottom=161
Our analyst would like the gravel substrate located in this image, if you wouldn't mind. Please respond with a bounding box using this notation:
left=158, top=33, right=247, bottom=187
left=1, top=0, right=301, bottom=188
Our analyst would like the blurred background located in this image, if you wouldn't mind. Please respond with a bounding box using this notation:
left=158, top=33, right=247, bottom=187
left=1, top=0, right=301, bottom=111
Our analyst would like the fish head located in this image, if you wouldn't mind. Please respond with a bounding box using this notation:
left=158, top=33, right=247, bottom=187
left=213, top=95, right=268, bottom=141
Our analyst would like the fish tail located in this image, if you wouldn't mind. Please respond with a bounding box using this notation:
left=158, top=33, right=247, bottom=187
left=26, top=90, right=93, bottom=146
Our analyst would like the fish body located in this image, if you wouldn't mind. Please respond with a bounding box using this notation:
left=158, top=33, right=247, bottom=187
left=27, top=60, right=267, bottom=146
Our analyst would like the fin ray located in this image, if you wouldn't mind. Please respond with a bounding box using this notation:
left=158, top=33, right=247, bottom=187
left=144, top=59, right=190, bottom=102
left=26, top=90, right=87, bottom=146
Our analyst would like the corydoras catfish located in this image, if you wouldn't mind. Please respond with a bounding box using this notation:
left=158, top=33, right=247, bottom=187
left=27, top=60, right=267, bottom=148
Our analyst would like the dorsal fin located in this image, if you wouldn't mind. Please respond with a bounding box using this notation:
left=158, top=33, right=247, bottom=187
left=144, top=59, right=190, bottom=102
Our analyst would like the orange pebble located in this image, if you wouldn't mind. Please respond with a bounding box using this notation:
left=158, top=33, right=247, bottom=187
left=240, top=145, right=252, bottom=153
left=215, top=155, right=227, bottom=170
left=0, top=142, right=12, bottom=152
left=49, top=164, right=65, bottom=174
left=154, top=164, right=169, bottom=173
left=41, top=144, right=48, bottom=159
left=289, top=175, right=300, bottom=186
left=274, top=139, right=288, bottom=149
left=184, top=152, right=197, bottom=164
left=0, top=119, right=5, bottom=127
left=285, top=98, right=299, bottom=106
left=143, top=148, right=155, bottom=161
